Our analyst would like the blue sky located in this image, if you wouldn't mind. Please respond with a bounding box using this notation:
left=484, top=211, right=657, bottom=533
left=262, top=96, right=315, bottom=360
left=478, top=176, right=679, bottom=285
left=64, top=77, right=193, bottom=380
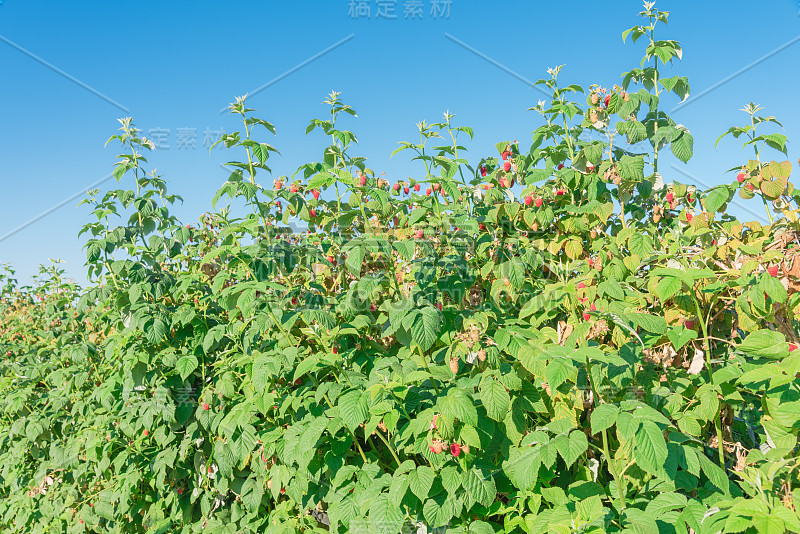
left=1, top=0, right=799, bottom=285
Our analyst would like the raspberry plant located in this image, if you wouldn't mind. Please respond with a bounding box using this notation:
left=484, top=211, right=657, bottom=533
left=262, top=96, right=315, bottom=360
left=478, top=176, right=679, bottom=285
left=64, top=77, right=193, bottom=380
left=2, top=3, right=800, bottom=533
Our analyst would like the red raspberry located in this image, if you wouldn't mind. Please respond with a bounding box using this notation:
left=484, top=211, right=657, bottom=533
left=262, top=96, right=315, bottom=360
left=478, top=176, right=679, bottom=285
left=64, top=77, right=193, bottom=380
left=503, top=161, right=511, bottom=172
left=426, top=187, right=432, bottom=196
left=577, top=282, right=586, bottom=289
left=524, top=195, right=533, bottom=206
left=332, top=346, right=338, bottom=354
left=789, top=343, right=797, bottom=352
left=737, top=172, right=746, bottom=183
left=393, top=183, right=400, bottom=192
left=666, top=192, right=674, bottom=202
left=404, top=186, right=410, bottom=195
left=327, top=255, right=335, bottom=263
left=480, top=166, right=487, bottom=177
left=686, top=212, right=693, bottom=222
left=143, top=429, right=149, bottom=437
left=590, top=303, right=597, bottom=312
left=414, top=184, right=420, bottom=192
left=436, top=302, right=443, bottom=311
left=582, top=312, right=591, bottom=321
left=587, top=163, right=595, bottom=171
left=557, top=163, right=564, bottom=170
left=309, top=209, right=316, bottom=218
left=604, top=95, right=610, bottom=107
left=768, top=265, right=779, bottom=277
left=416, top=229, right=424, bottom=239
left=359, top=175, right=367, bottom=186
left=556, top=189, right=566, bottom=196
left=535, top=198, right=543, bottom=208
left=747, top=183, right=754, bottom=191
left=202, top=402, right=210, bottom=411
left=312, top=190, right=320, bottom=200
left=450, top=443, right=461, bottom=457
left=502, top=151, right=509, bottom=161
left=290, top=185, right=298, bottom=193
left=685, top=320, right=695, bottom=330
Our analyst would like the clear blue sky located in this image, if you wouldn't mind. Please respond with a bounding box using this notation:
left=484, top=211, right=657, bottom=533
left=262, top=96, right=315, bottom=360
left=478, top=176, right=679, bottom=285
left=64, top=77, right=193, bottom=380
left=1, top=0, right=799, bottom=286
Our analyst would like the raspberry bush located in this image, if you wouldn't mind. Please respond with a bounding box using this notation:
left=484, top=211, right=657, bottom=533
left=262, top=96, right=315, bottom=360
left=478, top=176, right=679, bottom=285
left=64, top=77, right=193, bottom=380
left=3, top=3, right=800, bottom=533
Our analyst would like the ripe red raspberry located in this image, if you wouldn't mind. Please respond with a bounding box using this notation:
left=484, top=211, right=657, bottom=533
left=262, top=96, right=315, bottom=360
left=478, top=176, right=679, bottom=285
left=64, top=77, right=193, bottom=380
left=404, top=186, right=410, bottom=195
left=309, top=209, right=316, bottom=218
left=556, top=189, right=566, bottom=196
left=436, top=302, right=443, bottom=311
left=359, top=175, right=367, bottom=186
left=414, top=184, right=420, bottom=192
left=576, top=282, right=586, bottom=289
left=790, top=343, right=797, bottom=352
left=480, top=166, right=487, bottom=177
left=686, top=212, right=693, bottom=222
left=503, top=161, right=511, bottom=172
left=768, top=265, right=779, bottom=277
left=202, top=402, right=210, bottom=411
left=332, top=346, right=338, bottom=354
left=590, top=303, right=597, bottom=312
left=450, top=443, right=462, bottom=457
left=586, top=163, right=595, bottom=171
left=604, top=95, right=610, bottom=107
left=737, top=172, right=746, bottom=183
left=535, top=198, right=543, bottom=208
left=524, top=195, right=533, bottom=206
left=416, top=229, right=424, bottom=239
left=290, top=185, right=298, bottom=193
left=685, top=320, right=695, bottom=330
left=312, top=190, right=320, bottom=200
left=426, top=187, right=432, bottom=196
left=502, top=151, right=509, bottom=161
left=393, top=183, right=400, bottom=192
left=327, top=255, right=335, bottom=263
left=433, top=183, right=440, bottom=191
left=582, top=312, right=591, bottom=321
left=666, top=192, right=674, bottom=202
left=143, top=429, right=149, bottom=437
left=557, top=163, right=564, bottom=170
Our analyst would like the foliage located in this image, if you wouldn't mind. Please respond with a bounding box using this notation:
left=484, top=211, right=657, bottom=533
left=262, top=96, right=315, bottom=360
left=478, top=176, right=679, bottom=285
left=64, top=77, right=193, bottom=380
left=2, top=3, right=800, bottom=533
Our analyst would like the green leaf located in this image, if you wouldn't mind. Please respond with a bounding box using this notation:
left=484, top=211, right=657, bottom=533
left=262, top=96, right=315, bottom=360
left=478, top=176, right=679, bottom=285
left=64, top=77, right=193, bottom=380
left=408, top=466, right=435, bottom=501
left=739, top=330, right=788, bottom=359
left=338, top=390, right=369, bottom=431
left=463, top=467, right=496, bottom=507
left=240, top=476, right=264, bottom=512
left=480, top=378, right=511, bottom=422
left=368, top=494, right=404, bottom=534
left=671, top=129, right=694, bottom=163
left=175, top=354, right=198, bottom=380
left=591, top=404, right=619, bottom=435
left=411, top=307, right=442, bottom=352
left=635, top=421, right=668, bottom=475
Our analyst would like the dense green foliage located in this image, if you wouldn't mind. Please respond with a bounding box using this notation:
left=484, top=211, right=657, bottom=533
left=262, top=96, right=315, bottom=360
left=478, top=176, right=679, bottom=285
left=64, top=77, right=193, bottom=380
left=2, top=3, right=800, bottom=532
